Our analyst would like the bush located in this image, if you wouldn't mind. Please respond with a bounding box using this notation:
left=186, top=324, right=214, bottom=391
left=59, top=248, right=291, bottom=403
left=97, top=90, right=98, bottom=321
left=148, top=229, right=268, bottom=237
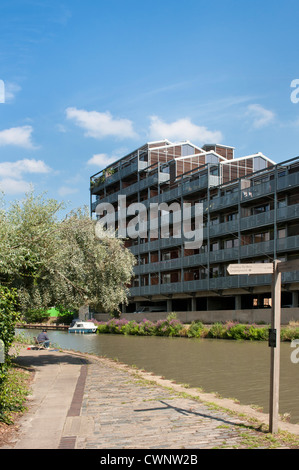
left=281, top=325, right=299, bottom=341
left=95, top=317, right=299, bottom=343
left=55, top=305, right=75, bottom=324
left=207, top=322, right=226, bottom=339
left=153, top=318, right=184, bottom=337
left=0, top=286, right=20, bottom=382
left=187, top=321, right=205, bottom=338
left=23, top=308, right=50, bottom=324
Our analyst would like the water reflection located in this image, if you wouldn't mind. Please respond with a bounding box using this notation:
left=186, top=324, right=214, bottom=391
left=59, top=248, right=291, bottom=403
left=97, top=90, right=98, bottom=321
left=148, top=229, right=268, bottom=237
left=16, top=328, right=299, bottom=424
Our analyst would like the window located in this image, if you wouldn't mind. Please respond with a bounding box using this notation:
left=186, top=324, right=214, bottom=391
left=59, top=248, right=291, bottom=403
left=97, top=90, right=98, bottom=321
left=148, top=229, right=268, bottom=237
left=182, top=144, right=195, bottom=156
left=141, top=276, right=149, bottom=286
left=253, top=204, right=270, bottom=215
left=254, top=232, right=270, bottom=243
left=278, top=228, right=286, bottom=239
left=206, top=153, right=219, bottom=164
left=211, top=242, right=219, bottom=251
left=278, top=197, right=287, bottom=208
left=225, top=212, right=238, bottom=222
left=225, top=238, right=239, bottom=249
left=199, top=268, right=208, bottom=279
left=210, top=266, right=221, bottom=278
left=253, top=157, right=267, bottom=171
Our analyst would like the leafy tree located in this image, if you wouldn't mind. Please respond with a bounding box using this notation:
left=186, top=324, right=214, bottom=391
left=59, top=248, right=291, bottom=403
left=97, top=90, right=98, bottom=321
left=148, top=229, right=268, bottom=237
left=0, top=286, right=20, bottom=381
left=0, top=191, right=136, bottom=315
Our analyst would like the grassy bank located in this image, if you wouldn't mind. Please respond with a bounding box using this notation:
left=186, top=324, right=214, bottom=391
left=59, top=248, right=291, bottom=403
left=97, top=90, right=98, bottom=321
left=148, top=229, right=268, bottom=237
left=94, top=316, right=299, bottom=342
left=0, top=363, right=31, bottom=425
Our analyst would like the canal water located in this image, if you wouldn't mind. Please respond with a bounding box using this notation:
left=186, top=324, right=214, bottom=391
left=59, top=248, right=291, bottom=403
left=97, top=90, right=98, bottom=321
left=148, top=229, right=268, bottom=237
left=16, top=328, right=299, bottom=424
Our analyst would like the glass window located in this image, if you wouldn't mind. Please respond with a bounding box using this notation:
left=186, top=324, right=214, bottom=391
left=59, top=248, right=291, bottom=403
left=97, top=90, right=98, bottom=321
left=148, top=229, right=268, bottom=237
left=278, top=228, right=286, bottom=239
left=181, top=144, right=195, bottom=156
left=254, top=157, right=267, bottom=171
left=206, top=153, right=219, bottom=164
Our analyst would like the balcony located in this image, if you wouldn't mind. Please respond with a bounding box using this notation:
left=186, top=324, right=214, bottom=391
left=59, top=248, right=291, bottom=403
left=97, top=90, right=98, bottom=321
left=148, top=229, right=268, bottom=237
left=129, top=269, right=299, bottom=298
left=240, top=239, right=274, bottom=258
left=241, top=180, right=275, bottom=201
left=209, top=219, right=239, bottom=238
left=134, top=251, right=209, bottom=275
left=277, top=172, right=299, bottom=191
left=91, top=158, right=149, bottom=194
left=209, top=192, right=239, bottom=212
left=240, top=210, right=274, bottom=231
left=277, top=235, right=299, bottom=252
left=277, top=203, right=299, bottom=221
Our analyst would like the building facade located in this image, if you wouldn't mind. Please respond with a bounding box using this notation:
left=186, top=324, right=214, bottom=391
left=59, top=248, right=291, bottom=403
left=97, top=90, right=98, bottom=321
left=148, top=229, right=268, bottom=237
left=90, top=140, right=299, bottom=316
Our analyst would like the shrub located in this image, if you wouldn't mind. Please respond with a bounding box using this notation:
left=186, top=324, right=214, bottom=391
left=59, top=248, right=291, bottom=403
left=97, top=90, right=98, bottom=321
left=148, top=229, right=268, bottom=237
left=0, top=286, right=20, bottom=382
left=23, top=308, right=50, bottom=324
left=55, top=305, right=75, bottom=324
left=153, top=318, right=184, bottom=337
left=207, top=322, right=226, bottom=339
left=187, top=321, right=204, bottom=338
left=281, top=325, right=299, bottom=341
left=138, top=319, right=156, bottom=336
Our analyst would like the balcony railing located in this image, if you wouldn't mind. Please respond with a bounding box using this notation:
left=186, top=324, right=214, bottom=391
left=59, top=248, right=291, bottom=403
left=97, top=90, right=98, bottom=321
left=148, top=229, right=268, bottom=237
left=129, top=268, right=299, bottom=297
left=91, top=158, right=149, bottom=193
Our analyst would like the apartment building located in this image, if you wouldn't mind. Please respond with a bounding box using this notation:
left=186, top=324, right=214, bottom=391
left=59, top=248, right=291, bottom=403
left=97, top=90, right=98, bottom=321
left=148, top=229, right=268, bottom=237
left=90, top=140, right=299, bottom=315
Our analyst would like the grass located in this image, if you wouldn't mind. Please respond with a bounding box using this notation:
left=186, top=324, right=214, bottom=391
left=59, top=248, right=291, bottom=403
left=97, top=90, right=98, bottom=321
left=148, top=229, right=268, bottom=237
left=0, top=363, right=32, bottom=425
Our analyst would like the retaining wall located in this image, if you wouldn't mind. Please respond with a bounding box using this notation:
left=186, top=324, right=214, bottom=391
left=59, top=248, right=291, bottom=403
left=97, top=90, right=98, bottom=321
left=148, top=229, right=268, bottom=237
left=93, top=307, right=299, bottom=325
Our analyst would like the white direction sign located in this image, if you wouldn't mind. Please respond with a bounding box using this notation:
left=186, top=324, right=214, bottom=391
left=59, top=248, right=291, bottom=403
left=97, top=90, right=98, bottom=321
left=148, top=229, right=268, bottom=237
left=227, top=263, right=274, bottom=275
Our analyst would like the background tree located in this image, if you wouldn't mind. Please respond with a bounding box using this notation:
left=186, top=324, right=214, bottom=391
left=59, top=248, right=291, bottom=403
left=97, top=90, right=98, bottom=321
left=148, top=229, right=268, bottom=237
left=0, top=191, right=136, bottom=315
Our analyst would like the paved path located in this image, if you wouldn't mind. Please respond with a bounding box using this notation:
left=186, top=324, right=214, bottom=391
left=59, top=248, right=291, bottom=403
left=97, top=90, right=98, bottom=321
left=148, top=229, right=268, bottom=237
left=2, top=347, right=299, bottom=450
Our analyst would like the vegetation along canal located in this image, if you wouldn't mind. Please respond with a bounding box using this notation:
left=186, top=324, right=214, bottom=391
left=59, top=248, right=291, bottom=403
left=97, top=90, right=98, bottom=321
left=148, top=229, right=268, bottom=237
left=17, top=328, right=299, bottom=425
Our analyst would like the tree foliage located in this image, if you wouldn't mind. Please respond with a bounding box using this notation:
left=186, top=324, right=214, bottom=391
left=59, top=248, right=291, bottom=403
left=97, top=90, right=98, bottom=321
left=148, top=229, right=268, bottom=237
left=0, top=285, right=20, bottom=381
left=0, top=191, right=136, bottom=314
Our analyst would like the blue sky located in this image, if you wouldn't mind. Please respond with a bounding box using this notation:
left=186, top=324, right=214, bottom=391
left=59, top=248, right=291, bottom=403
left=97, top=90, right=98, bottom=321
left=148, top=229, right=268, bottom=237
left=0, top=0, right=299, bottom=213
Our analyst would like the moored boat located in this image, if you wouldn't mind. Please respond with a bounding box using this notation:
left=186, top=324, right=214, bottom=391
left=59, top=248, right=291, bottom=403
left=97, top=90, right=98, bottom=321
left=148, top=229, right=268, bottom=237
left=68, top=321, right=97, bottom=334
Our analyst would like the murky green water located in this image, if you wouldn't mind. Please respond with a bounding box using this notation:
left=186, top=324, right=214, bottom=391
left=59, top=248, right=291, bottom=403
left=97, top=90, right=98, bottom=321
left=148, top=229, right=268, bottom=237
left=16, top=328, right=299, bottom=424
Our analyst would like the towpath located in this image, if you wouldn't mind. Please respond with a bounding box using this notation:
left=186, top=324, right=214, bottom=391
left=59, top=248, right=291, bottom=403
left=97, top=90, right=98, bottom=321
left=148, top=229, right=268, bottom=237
left=2, top=347, right=299, bottom=451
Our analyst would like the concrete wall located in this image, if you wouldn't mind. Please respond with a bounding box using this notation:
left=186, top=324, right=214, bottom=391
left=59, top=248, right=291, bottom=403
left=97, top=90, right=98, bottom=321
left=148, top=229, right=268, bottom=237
left=93, top=307, right=299, bottom=325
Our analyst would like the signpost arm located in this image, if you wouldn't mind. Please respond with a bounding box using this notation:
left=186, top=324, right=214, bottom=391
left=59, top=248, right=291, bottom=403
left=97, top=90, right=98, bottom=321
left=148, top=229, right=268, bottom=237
left=269, top=260, right=281, bottom=434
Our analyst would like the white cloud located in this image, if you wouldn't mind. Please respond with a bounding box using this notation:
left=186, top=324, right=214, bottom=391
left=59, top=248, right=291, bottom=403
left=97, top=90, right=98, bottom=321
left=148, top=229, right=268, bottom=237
left=0, top=178, right=32, bottom=195
left=58, top=186, right=79, bottom=197
left=246, top=104, right=275, bottom=129
left=5, top=82, right=21, bottom=102
left=149, top=116, right=223, bottom=144
left=87, top=153, right=116, bottom=167
left=66, top=107, right=138, bottom=140
left=0, top=125, right=37, bottom=149
left=0, top=159, right=51, bottom=195
left=0, top=159, right=51, bottom=179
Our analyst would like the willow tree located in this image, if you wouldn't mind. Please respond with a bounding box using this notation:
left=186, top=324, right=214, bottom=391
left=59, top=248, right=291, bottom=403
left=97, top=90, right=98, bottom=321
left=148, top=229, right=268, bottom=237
left=0, top=192, right=136, bottom=314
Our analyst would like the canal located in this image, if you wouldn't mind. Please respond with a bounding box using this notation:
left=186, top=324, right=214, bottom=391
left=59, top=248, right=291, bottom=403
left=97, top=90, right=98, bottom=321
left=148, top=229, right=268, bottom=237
left=16, top=328, right=299, bottom=425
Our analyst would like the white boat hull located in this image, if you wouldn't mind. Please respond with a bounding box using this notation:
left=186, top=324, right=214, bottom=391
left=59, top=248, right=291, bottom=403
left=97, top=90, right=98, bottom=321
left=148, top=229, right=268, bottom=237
left=69, top=328, right=97, bottom=334
left=68, top=321, right=97, bottom=334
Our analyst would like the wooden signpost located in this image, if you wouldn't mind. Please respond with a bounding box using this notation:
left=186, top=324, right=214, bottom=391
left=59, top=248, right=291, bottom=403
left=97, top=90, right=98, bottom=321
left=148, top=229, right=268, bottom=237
left=227, top=259, right=299, bottom=434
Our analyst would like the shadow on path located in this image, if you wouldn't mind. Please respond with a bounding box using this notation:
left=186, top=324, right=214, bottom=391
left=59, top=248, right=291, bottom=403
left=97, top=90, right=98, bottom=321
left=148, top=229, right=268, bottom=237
left=13, top=352, right=90, bottom=368
left=135, top=400, right=253, bottom=430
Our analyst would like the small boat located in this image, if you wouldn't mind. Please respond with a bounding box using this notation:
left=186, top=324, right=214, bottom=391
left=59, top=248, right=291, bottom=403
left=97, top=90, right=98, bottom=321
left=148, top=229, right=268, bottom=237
left=68, top=321, right=97, bottom=334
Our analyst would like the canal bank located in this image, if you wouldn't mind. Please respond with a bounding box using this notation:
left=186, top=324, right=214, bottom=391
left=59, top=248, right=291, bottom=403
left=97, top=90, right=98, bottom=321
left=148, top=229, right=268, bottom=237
left=2, top=346, right=299, bottom=450
left=15, top=327, right=299, bottom=423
